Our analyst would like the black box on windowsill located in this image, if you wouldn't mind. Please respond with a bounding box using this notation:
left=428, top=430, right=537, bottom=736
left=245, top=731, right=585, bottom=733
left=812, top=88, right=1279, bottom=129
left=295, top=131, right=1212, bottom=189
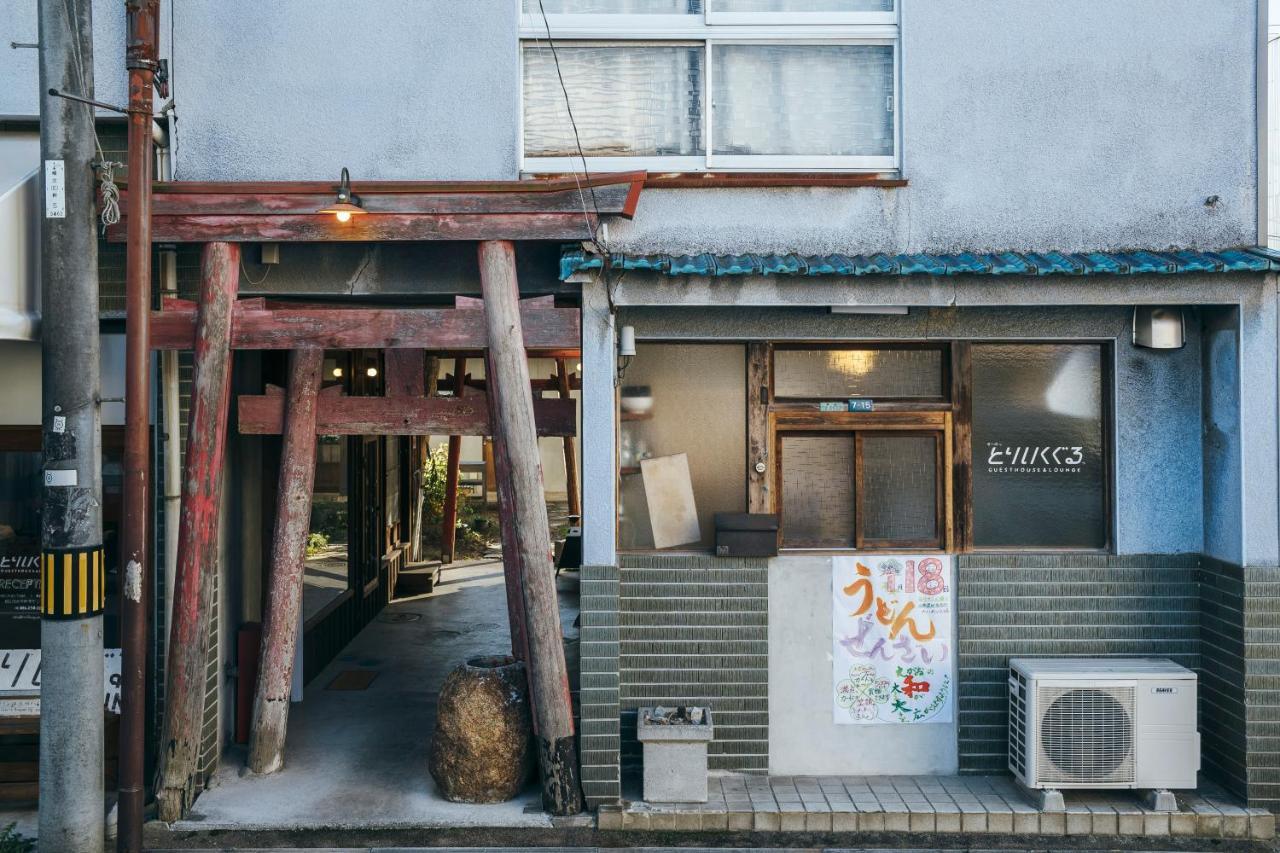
left=714, top=513, right=780, bottom=558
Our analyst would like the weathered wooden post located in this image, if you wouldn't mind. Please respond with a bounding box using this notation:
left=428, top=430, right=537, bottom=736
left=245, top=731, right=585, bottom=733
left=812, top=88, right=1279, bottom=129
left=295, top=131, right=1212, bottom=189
left=554, top=358, right=581, bottom=519
left=155, top=242, right=239, bottom=821
left=248, top=346, right=324, bottom=774
left=440, top=358, right=467, bottom=563
left=478, top=240, right=582, bottom=814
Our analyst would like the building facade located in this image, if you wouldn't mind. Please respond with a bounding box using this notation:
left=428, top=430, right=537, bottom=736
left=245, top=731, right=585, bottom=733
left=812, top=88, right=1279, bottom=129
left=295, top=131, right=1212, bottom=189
left=1, top=0, right=1278, bottom=821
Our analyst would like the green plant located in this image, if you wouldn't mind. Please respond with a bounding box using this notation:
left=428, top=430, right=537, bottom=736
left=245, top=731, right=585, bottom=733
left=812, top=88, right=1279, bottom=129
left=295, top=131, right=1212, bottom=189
left=0, top=823, right=34, bottom=853
left=305, top=531, right=329, bottom=557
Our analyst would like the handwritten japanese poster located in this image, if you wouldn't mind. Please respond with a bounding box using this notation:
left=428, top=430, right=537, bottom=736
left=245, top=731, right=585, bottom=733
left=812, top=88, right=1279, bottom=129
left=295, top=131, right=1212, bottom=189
left=833, top=555, right=953, bottom=725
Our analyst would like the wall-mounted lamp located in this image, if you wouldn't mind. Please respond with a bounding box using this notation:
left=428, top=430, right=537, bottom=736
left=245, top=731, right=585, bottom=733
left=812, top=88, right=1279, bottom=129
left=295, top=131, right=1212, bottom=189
left=1132, top=306, right=1185, bottom=349
left=617, top=325, right=636, bottom=381
left=317, top=167, right=366, bottom=223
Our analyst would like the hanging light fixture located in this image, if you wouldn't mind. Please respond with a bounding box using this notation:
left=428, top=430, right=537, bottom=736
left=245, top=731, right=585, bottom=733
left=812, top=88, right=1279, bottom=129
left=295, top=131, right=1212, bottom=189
left=318, top=167, right=366, bottom=223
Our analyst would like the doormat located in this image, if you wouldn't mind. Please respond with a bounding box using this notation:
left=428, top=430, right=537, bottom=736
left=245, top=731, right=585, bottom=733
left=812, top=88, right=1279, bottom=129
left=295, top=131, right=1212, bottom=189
left=326, top=669, right=378, bottom=691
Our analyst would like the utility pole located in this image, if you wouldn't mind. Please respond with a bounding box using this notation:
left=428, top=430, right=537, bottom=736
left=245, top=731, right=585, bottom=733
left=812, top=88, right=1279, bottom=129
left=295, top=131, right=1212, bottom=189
left=37, top=0, right=105, bottom=850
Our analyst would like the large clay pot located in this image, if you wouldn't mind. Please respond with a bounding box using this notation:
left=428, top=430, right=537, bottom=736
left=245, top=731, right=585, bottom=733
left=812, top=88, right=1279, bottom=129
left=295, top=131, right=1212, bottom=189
left=429, top=655, right=534, bottom=803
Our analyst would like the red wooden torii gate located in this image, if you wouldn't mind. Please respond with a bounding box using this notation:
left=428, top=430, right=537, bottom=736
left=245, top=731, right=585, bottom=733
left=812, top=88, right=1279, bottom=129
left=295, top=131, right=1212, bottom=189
left=110, top=172, right=643, bottom=819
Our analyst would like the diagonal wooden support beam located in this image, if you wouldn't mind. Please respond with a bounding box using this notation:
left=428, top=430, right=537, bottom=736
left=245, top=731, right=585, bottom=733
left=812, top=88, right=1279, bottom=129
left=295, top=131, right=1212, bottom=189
left=478, top=240, right=582, bottom=815
left=248, top=347, right=324, bottom=775
left=155, top=242, right=239, bottom=821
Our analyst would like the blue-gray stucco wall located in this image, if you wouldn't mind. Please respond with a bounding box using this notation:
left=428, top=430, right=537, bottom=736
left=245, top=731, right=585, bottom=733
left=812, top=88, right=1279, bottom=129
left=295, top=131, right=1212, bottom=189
left=2, top=1, right=1260, bottom=250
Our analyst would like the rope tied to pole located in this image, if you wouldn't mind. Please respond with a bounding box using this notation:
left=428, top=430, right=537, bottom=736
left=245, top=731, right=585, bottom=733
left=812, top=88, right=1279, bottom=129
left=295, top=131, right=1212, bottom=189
left=95, top=159, right=124, bottom=235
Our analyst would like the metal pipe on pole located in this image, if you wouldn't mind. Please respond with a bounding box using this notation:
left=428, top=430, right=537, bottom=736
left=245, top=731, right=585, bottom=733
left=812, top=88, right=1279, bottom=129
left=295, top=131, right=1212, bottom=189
left=119, top=1, right=159, bottom=850
left=36, top=0, right=105, bottom=849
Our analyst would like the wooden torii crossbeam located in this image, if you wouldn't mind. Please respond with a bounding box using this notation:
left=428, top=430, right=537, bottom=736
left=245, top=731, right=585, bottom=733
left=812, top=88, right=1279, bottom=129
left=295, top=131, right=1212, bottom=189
left=154, top=241, right=583, bottom=817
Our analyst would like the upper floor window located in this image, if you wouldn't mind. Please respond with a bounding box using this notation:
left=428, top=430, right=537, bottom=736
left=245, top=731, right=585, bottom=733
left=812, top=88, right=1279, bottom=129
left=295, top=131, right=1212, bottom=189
left=520, top=1, right=898, bottom=172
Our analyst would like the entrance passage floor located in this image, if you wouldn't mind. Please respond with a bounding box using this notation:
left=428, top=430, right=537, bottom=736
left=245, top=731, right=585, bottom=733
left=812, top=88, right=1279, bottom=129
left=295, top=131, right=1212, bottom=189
left=605, top=774, right=1275, bottom=840
left=175, top=558, right=578, bottom=831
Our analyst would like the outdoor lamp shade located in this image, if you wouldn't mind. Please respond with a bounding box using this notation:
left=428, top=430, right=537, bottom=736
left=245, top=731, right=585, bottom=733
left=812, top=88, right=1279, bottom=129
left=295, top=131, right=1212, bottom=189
left=318, top=167, right=366, bottom=221
left=1132, top=306, right=1185, bottom=349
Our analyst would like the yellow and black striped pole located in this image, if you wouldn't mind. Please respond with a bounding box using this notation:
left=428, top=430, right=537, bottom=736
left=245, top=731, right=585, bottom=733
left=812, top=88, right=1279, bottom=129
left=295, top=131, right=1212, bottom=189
left=40, top=546, right=107, bottom=620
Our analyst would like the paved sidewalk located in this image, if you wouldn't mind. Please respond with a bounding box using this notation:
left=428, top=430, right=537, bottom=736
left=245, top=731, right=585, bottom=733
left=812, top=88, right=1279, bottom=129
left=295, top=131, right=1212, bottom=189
left=602, top=774, right=1276, bottom=840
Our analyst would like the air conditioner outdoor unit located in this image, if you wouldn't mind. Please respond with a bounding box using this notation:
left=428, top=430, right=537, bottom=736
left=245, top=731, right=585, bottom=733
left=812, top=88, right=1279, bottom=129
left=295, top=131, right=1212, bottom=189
left=1008, top=658, right=1199, bottom=792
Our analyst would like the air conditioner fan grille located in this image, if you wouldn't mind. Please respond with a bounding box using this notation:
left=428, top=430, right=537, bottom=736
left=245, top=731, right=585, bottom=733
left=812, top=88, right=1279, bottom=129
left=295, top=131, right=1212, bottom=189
left=1036, top=685, right=1134, bottom=785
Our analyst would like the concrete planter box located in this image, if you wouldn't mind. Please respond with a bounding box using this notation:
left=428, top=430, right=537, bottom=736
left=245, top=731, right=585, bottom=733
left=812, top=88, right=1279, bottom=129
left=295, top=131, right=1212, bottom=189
left=637, top=708, right=714, bottom=803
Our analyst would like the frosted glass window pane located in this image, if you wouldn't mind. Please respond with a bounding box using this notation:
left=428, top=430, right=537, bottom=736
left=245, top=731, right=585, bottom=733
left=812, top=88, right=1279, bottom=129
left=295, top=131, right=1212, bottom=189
left=710, top=0, right=889, bottom=9
left=523, top=46, right=704, bottom=158
left=971, top=344, right=1107, bottom=549
left=774, top=348, right=943, bottom=399
left=781, top=435, right=855, bottom=547
left=712, top=44, right=893, bottom=157
left=860, top=435, right=937, bottom=543
left=526, top=0, right=700, bottom=11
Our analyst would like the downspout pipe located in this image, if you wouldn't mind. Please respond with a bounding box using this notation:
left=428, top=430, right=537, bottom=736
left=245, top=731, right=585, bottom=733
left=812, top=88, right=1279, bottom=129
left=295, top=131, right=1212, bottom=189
left=119, top=2, right=159, bottom=852
left=156, top=135, right=179, bottom=662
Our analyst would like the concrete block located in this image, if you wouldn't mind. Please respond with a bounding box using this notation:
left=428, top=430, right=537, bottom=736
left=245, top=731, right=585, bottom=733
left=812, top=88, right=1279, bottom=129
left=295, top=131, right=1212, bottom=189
left=648, top=812, right=678, bottom=831
left=637, top=708, right=714, bottom=804
left=1142, top=812, right=1170, bottom=836
left=1194, top=813, right=1223, bottom=837
left=701, top=811, right=729, bottom=831
left=1117, top=812, right=1144, bottom=835
left=883, top=811, right=910, bottom=832
left=673, top=811, right=702, bottom=831
left=1012, top=811, right=1039, bottom=834
left=985, top=810, right=1013, bottom=834
left=1169, top=812, right=1197, bottom=836
left=960, top=811, right=986, bottom=833
left=727, top=811, right=753, bottom=831
left=831, top=811, right=858, bottom=832
left=1065, top=810, right=1091, bottom=835
left=596, top=806, right=623, bottom=831
left=859, top=811, right=885, bottom=831
left=1144, top=789, right=1178, bottom=811
left=909, top=812, right=935, bottom=833
left=1092, top=811, right=1118, bottom=835
left=780, top=810, right=806, bottom=832
left=1039, top=811, right=1066, bottom=835
left=622, top=811, right=650, bottom=830
left=935, top=811, right=962, bottom=833
left=753, top=811, right=780, bottom=832
left=1249, top=810, right=1276, bottom=840
left=1221, top=812, right=1249, bottom=838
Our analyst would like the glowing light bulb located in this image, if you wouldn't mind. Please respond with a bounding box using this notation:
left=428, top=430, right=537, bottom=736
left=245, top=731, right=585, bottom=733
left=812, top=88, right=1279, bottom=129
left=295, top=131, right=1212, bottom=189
left=366, top=366, right=378, bottom=377
left=332, top=367, right=343, bottom=378
left=335, top=210, right=352, bottom=223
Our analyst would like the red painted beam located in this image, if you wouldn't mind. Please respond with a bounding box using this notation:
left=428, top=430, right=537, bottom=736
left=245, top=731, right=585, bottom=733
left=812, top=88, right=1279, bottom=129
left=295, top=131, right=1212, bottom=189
left=151, top=304, right=580, bottom=354
left=237, top=393, right=576, bottom=437
left=107, top=212, right=599, bottom=243
left=138, top=171, right=646, bottom=196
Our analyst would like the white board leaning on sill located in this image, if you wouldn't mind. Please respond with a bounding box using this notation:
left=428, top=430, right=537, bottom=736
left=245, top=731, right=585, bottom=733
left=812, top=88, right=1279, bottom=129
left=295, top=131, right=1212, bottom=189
left=640, top=453, right=701, bottom=549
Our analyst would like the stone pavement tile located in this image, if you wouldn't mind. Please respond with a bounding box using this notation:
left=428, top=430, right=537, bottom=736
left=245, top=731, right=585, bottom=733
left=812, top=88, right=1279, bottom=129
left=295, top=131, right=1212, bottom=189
left=805, top=811, right=832, bottom=832
left=753, top=811, right=780, bottom=832
left=1091, top=810, right=1119, bottom=836
left=701, top=811, right=729, bottom=831
left=831, top=811, right=858, bottom=832
left=779, top=809, right=807, bottom=832
left=726, top=811, right=753, bottom=831
left=882, top=810, right=910, bottom=832
left=1168, top=812, right=1197, bottom=837
left=802, top=801, right=831, bottom=812
left=859, top=811, right=885, bottom=831
left=1011, top=811, right=1039, bottom=834
left=934, top=811, right=962, bottom=833
left=1039, top=811, right=1066, bottom=836
left=1142, top=812, right=1170, bottom=836
left=909, top=811, right=936, bottom=833
left=649, top=812, right=679, bottom=831
left=986, top=810, right=1013, bottom=834
left=961, top=811, right=987, bottom=833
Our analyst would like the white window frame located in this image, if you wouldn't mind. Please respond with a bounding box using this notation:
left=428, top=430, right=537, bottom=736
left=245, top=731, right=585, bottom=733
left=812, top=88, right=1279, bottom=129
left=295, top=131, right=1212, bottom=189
left=519, top=6, right=900, bottom=173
